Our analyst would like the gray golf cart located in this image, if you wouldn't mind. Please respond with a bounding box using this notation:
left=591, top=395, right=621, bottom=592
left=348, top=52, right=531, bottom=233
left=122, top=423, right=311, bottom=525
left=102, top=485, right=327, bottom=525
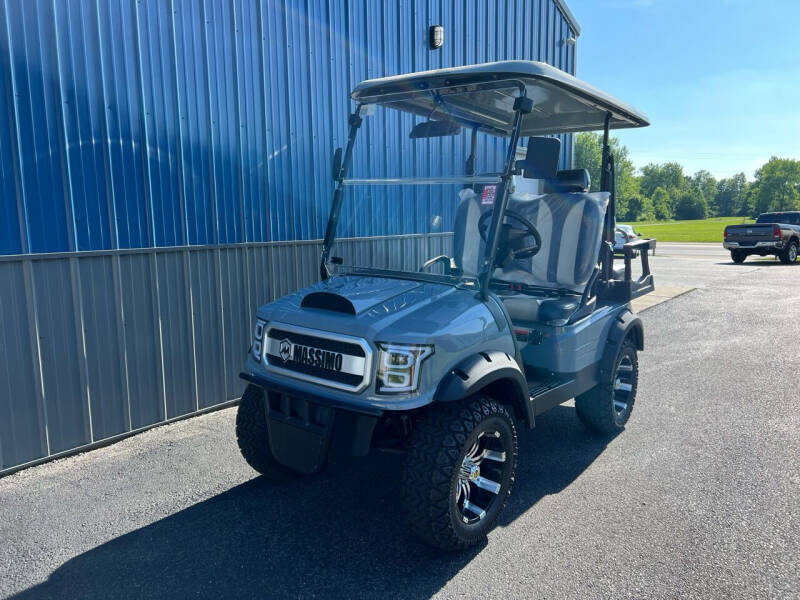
left=238, top=61, right=654, bottom=550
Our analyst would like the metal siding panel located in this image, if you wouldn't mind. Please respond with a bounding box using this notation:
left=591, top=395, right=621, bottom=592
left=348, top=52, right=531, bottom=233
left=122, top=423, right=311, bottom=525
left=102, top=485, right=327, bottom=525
left=31, top=259, right=90, bottom=453
left=173, top=0, right=214, bottom=246
left=0, top=262, right=46, bottom=468
left=189, top=249, right=225, bottom=409
left=269, top=243, right=298, bottom=300
left=135, top=0, right=182, bottom=247
left=54, top=1, right=112, bottom=252
left=156, top=251, right=197, bottom=418
left=78, top=256, right=128, bottom=440
left=219, top=247, right=248, bottom=399
left=261, top=0, right=293, bottom=242
left=5, top=1, right=71, bottom=253
left=234, top=0, right=269, bottom=244
left=204, top=0, right=241, bottom=245
left=118, top=253, right=163, bottom=428
left=247, top=245, right=273, bottom=308
left=0, top=4, right=23, bottom=255
left=307, top=0, right=335, bottom=240
left=97, top=0, right=150, bottom=249
left=284, top=0, right=313, bottom=241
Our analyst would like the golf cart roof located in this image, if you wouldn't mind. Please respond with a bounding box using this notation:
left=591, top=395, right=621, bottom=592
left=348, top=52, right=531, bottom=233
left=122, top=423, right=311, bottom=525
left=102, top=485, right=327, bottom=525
left=351, top=61, right=649, bottom=136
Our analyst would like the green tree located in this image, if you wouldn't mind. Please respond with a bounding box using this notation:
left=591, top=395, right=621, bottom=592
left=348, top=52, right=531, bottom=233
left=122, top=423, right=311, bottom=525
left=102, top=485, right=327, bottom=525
left=715, top=173, right=748, bottom=216
left=639, top=162, right=686, bottom=198
left=651, top=186, right=672, bottom=220
left=689, top=170, right=717, bottom=215
left=674, top=189, right=708, bottom=220
left=574, top=132, right=603, bottom=191
left=625, top=193, right=654, bottom=222
left=750, top=157, right=800, bottom=215
left=574, top=132, right=639, bottom=218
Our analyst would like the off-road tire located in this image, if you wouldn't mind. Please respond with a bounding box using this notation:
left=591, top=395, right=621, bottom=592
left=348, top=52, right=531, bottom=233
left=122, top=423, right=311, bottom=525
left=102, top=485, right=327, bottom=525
left=731, top=250, right=746, bottom=264
left=402, top=396, right=518, bottom=551
left=235, top=384, right=294, bottom=480
left=576, top=338, right=639, bottom=434
left=779, top=241, right=798, bottom=264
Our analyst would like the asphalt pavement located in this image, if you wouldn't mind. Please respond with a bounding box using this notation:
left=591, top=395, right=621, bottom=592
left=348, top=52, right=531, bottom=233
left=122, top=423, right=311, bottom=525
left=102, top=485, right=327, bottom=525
left=1, top=243, right=798, bottom=599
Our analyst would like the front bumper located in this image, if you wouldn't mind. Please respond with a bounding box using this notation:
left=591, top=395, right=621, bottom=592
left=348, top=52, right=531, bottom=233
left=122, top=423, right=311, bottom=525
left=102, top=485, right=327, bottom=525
left=240, top=371, right=383, bottom=417
left=241, top=371, right=380, bottom=473
left=724, top=241, right=782, bottom=250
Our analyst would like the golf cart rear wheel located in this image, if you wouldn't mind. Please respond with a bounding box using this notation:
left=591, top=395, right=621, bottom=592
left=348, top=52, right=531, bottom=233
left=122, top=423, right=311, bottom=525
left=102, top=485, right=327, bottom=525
left=402, top=396, right=518, bottom=551
left=731, top=250, right=746, bottom=264
left=235, top=384, right=294, bottom=480
left=576, top=338, right=639, bottom=434
left=779, top=241, right=798, bottom=264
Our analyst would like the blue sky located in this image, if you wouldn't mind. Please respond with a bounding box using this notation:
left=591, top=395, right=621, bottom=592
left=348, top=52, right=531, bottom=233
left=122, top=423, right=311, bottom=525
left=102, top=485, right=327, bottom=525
left=568, top=0, right=800, bottom=180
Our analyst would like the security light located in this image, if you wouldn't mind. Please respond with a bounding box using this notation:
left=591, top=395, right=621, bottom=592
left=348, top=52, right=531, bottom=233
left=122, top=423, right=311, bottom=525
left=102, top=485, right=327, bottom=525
left=429, top=25, right=444, bottom=49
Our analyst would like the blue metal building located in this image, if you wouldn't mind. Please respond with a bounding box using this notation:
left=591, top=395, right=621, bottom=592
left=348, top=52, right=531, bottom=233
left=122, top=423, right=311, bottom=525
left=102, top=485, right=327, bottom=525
left=0, top=0, right=579, bottom=474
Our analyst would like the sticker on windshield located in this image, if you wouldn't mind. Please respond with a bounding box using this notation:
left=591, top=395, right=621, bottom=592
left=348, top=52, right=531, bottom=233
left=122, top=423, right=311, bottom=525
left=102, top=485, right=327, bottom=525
left=481, top=185, right=496, bottom=206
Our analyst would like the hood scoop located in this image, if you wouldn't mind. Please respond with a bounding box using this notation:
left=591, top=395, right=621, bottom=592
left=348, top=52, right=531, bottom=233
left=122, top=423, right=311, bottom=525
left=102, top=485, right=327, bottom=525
left=301, top=291, right=356, bottom=315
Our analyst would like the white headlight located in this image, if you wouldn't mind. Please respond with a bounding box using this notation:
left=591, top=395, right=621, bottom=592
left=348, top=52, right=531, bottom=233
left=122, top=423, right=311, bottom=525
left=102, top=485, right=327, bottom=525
left=252, top=319, right=266, bottom=359
left=376, top=343, right=433, bottom=394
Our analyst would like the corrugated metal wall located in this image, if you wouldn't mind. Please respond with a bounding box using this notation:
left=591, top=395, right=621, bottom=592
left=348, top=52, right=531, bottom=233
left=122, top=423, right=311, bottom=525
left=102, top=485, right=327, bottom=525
left=0, top=0, right=577, bottom=474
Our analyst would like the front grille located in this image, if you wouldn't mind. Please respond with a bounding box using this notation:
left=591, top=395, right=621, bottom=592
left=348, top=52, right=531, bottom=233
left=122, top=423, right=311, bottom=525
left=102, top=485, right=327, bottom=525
left=263, top=323, right=371, bottom=392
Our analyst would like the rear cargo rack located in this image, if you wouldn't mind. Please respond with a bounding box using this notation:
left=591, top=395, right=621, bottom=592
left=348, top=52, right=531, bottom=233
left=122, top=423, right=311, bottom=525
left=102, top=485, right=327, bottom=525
left=600, top=238, right=656, bottom=303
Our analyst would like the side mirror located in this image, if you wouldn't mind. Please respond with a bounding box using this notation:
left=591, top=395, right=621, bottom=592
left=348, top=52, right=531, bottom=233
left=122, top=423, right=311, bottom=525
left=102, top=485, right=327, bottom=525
left=409, top=120, right=461, bottom=139
left=332, top=147, right=343, bottom=180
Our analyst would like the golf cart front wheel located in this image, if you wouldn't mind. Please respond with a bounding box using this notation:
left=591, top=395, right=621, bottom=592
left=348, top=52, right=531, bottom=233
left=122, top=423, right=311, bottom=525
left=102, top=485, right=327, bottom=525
left=779, top=241, right=798, bottom=264
left=402, top=396, right=518, bottom=551
left=731, top=250, right=746, bottom=264
left=576, top=338, right=639, bottom=434
left=235, top=384, right=295, bottom=480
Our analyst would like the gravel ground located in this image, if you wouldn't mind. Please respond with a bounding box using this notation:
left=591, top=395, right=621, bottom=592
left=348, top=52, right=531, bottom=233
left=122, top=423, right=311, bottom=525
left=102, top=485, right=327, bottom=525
left=1, top=244, right=798, bottom=599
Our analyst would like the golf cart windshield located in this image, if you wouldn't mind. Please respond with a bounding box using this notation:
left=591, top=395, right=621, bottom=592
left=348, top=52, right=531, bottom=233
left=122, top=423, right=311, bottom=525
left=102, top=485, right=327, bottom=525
left=321, top=61, right=649, bottom=294
left=326, top=97, right=507, bottom=287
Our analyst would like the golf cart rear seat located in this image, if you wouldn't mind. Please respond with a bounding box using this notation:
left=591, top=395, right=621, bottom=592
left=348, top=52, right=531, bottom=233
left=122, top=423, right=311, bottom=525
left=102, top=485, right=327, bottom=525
left=543, top=169, right=591, bottom=193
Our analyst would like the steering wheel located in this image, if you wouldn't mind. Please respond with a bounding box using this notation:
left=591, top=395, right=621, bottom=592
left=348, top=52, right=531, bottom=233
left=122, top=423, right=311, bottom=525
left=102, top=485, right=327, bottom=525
left=478, top=209, right=542, bottom=265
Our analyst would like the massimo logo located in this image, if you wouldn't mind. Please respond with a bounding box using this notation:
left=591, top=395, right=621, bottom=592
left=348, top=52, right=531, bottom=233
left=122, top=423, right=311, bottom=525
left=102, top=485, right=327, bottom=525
left=279, top=338, right=343, bottom=372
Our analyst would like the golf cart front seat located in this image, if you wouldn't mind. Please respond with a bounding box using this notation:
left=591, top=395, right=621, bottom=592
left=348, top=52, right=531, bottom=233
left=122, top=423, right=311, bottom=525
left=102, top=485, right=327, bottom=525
left=453, top=171, right=608, bottom=326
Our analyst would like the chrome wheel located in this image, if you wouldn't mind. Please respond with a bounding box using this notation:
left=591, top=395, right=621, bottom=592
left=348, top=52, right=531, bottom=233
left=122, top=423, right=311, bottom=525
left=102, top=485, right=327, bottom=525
left=789, top=244, right=797, bottom=262
left=613, top=355, right=635, bottom=417
left=455, top=430, right=508, bottom=525
left=403, top=396, right=518, bottom=550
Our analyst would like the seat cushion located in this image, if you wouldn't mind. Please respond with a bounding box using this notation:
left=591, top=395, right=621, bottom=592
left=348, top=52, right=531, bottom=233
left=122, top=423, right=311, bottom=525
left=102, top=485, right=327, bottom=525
left=500, top=294, right=580, bottom=325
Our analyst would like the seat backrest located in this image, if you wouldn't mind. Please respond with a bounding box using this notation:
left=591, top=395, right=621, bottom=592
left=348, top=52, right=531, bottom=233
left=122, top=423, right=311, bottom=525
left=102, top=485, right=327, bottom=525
left=499, top=191, right=610, bottom=292
left=517, top=137, right=561, bottom=180
left=543, top=169, right=591, bottom=193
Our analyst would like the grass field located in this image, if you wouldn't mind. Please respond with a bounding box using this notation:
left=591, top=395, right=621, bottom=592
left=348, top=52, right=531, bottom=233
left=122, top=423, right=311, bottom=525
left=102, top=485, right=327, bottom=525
left=620, top=216, right=754, bottom=243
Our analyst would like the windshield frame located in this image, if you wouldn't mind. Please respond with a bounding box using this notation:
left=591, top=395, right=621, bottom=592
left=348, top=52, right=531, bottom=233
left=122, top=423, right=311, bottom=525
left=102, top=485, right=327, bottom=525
left=320, top=84, right=529, bottom=299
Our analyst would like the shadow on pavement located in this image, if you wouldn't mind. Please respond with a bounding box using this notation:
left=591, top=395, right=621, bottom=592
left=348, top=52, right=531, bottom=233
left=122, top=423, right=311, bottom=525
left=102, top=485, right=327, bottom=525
left=13, top=406, right=614, bottom=600
left=716, top=259, right=797, bottom=266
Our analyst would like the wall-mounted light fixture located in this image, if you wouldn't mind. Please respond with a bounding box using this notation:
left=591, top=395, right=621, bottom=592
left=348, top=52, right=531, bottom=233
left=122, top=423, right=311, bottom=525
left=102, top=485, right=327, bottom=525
left=429, top=25, right=444, bottom=49
left=564, top=36, right=576, bottom=46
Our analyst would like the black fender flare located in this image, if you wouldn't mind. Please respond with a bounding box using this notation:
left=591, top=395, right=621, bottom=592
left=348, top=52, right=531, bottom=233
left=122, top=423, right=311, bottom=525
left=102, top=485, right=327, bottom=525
left=599, top=309, right=643, bottom=381
left=434, top=351, right=534, bottom=428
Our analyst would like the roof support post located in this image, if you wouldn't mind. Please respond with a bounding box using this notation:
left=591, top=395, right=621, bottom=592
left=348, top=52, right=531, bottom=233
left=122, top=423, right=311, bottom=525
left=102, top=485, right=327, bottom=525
left=465, top=125, right=479, bottom=182
left=320, top=105, right=363, bottom=280
left=479, top=94, right=532, bottom=300
left=600, top=112, right=616, bottom=282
